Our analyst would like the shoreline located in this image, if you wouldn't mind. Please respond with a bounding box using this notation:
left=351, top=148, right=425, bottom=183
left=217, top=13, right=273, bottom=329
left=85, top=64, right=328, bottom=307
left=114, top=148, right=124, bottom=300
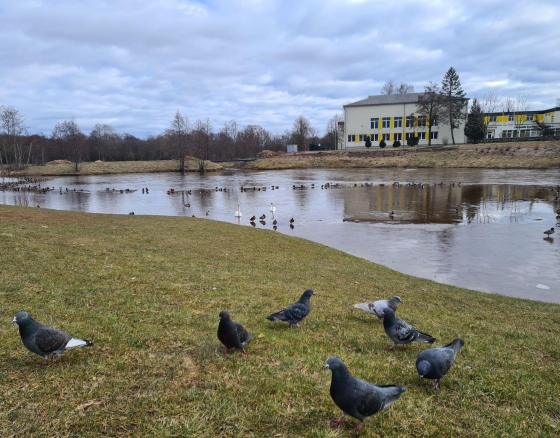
left=2, top=141, right=560, bottom=177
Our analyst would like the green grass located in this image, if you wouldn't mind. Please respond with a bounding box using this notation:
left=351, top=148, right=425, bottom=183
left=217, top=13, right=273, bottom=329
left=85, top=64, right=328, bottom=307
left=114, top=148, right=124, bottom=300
left=1, top=205, right=559, bottom=437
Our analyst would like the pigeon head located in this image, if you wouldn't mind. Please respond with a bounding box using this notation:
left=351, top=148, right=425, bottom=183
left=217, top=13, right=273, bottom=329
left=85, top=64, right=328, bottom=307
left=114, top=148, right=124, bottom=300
left=324, top=357, right=345, bottom=371
left=12, top=312, right=32, bottom=326
left=383, top=308, right=396, bottom=318
left=218, top=310, right=231, bottom=321
left=417, top=360, right=431, bottom=378
left=302, top=289, right=315, bottom=299
left=391, top=296, right=402, bottom=304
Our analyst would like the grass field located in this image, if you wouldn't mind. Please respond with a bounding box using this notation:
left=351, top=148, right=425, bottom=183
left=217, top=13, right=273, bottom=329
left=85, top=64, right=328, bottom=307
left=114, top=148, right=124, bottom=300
left=1, top=205, right=559, bottom=437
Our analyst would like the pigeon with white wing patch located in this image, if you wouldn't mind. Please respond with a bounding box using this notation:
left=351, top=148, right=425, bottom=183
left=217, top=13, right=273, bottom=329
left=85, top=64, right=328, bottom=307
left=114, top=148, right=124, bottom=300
left=354, top=296, right=401, bottom=321
left=12, top=312, right=94, bottom=365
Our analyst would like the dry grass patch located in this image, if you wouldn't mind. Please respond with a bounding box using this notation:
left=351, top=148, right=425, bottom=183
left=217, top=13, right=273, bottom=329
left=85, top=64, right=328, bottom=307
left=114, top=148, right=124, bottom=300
left=1, top=205, right=559, bottom=437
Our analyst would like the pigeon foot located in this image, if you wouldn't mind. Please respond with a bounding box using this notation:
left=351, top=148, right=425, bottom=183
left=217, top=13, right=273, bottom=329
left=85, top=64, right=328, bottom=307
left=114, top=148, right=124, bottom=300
left=223, top=350, right=228, bottom=355
left=385, top=345, right=395, bottom=351
left=331, top=416, right=345, bottom=428
left=355, top=422, right=364, bottom=433
left=432, top=380, right=440, bottom=390
left=242, top=349, right=247, bottom=355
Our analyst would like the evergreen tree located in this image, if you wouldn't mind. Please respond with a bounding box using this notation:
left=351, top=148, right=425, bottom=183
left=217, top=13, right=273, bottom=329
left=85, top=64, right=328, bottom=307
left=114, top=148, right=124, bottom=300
left=365, top=135, right=372, bottom=148
left=464, top=98, right=486, bottom=143
left=440, top=67, right=467, bottom=145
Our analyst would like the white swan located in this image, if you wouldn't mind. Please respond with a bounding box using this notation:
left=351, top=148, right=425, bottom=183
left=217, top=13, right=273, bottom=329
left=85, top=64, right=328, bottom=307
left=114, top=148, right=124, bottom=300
left=270, top=202, right=276, bottom=212
left=234, top=203, right=242, bottom=217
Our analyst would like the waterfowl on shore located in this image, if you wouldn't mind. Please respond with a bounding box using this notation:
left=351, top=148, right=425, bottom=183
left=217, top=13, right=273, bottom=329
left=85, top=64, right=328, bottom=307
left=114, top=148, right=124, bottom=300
left=544, top=228, right=555, bottom=237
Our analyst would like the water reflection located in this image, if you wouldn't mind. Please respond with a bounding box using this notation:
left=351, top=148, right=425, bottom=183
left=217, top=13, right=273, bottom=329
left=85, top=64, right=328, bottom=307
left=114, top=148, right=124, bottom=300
left=1, top=168, right=559, bottom=302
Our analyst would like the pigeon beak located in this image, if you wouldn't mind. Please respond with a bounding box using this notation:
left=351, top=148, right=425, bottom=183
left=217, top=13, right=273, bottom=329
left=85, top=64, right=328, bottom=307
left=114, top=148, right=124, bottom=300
left=11, top=317, right=17, bottom=324
left=323, top=364, right=330, bottom=370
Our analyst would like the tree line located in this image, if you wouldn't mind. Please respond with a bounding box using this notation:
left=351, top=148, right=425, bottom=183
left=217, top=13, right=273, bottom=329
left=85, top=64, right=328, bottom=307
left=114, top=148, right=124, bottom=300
left=0, top=107, right=345, bottom=172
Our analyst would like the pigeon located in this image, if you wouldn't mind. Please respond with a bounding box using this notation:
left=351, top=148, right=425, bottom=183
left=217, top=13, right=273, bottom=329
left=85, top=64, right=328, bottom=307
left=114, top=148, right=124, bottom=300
left=382, top=308, right=435, bottom=350
left=266, top=289, right=314, bottom=327
left=324, top=357, right=406, bottom=433
left=354, top=296, right=401, bottom=321
left=217, top=310, right=254, bottom=355
left=12, top=312, right=93, bottom=365
left=544, top=227, right=555, bottom=237
left=416, top=338, right=465, bottom=389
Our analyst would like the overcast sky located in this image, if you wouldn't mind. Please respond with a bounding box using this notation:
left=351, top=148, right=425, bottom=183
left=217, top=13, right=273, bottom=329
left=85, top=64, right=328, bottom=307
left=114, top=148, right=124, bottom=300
left=1, top=0, right=559, bottom=138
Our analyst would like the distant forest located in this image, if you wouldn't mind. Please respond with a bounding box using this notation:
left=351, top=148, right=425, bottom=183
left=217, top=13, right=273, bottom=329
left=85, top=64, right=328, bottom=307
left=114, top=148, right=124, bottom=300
left=0, top=107, right=342, bottom=170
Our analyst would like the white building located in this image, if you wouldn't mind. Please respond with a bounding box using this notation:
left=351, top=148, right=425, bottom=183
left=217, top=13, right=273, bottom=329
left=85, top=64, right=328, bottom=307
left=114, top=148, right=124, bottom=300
left=484, top=104, right=560, bottom=140
left=342, top=93, right=468, bottom=149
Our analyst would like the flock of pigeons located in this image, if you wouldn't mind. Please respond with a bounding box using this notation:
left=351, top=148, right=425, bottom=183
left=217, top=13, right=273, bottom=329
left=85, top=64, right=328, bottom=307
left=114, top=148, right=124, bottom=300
left=12, top=289, right=464, bottom=434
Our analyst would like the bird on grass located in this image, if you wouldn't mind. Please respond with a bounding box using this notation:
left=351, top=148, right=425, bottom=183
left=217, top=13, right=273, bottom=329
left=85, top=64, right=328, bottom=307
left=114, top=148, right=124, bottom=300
left=544, top=228, right=555, bottom=237
left=416, top=338, right=465, bottom=390
left=266, top=289, right=314, bottom=328
left=354, top=296, right=401, bottom=321
left=12, top=312, right=93, bottom=366
left=383, top=308, right=435, bottom=350
left=217, top=311, right=253, bottom=355
left=324, top=357, right=406, bottom=433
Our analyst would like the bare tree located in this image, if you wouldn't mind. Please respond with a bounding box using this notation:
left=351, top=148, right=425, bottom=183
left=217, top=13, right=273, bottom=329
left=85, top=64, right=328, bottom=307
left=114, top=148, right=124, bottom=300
left=381, top=80, right=415, bottom=95
left=219, top=120, right=238, bottom=160
left=192, top=118, right=212, bottom=172
left=89, top=123, right=121, bottom=162
left=0, top=106, right=29, bottom=170
left=416, top=82, right=445, bottom=146
left=291, top=115, right=316, bottom=152
left=325, top=113, right=343, bottom=150
left=165, top=111, right=191, bottom=173
left=51, top=119, right=86, bottom=172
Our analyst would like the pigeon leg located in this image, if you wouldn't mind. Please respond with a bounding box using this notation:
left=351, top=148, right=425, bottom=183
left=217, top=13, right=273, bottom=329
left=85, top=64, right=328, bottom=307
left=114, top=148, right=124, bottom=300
left=242, top=349, right=247, bottom=355
left=433, top=380, right=440, bottom=390
left=40, top=357, right=48, bottom=366
left=355, top=422, right=364, bottom=433
left=331, top=413, right=346, bottom=428
left=223, top=349, right=228, bottom=355
left=385, top=343, right=395, bottom=351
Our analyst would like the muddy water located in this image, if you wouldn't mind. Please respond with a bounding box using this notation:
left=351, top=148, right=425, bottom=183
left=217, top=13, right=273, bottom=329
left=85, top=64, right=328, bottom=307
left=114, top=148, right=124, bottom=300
left=1, top=168, right=559, bottom=302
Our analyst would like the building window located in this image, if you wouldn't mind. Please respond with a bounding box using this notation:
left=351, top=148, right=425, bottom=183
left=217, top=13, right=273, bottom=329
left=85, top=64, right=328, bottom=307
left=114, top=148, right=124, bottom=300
left=487, top=131, right=494, bottom=139
left=508, top=114, right=514, bottom=122
left=418, top=132, right=426, bottom=140
left=370, top=118, right=379, bottom=129
left=382, top=117, right=391, bottom=128
left=430, top=131, right=438, bottom=140
left=490, top=115, right=497, bottom=122
left=526, top=114, right=534, bottom=121
left=394, top=133, right=402, bottom=141
left=406, top=133, right=415, bottom=140
left=382, top=133, right=391, bottom=141
left=406, top=116, right=415, bottom=128
left=430, top=116, right=438, bottom=126
left=394, top=117, right=402, bottom=128
left=348, top=134, right=355, bottom=142
left=417, top=116, right=427, bottom=127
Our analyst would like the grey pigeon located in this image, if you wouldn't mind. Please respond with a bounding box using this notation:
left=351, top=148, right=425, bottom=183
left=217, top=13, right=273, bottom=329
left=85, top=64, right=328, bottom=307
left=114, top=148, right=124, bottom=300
left=416, top=338, right=465, bottom=389
left=266, top=289, right=314, bottom=327
left=12, top=312, right=93, bottom=365
left=354, top=296, right=401, bottom=321
left=217, top=310, right=254, bottom=355
left=382, top=308, right=435, bottom=350
left=324, top=357, right=406, bottom=433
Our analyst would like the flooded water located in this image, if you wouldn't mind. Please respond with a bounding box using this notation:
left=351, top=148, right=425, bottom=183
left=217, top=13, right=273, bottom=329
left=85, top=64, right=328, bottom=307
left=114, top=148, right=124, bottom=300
left=2, top=168, right=559, bottom=302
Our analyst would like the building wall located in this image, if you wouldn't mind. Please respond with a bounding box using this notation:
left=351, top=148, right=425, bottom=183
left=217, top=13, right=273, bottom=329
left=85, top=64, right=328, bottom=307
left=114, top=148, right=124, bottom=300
left=343, top=101, right=468, bottom=148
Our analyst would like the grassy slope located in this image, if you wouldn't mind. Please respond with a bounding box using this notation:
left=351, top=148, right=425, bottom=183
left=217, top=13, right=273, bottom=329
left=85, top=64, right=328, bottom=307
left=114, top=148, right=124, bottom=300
left=1, top=206, right=559, bottom=437
left=7, top=159, right=222, bottom=176
left=242, top=141, right=560, bottom=170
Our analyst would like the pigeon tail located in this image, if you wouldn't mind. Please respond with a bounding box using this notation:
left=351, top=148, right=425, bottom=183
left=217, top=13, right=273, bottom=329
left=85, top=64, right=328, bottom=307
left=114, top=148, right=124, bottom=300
left=416, top=332, right=436, bottom=344
left=66, top=338, right=94, bottom=349
left=445, top=338, right=465, bottom=354
left=377, top=385, right=407, bottom=409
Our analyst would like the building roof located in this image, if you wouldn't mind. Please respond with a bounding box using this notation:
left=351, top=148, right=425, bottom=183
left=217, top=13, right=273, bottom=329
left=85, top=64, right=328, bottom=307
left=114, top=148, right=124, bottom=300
left=344, top=93, right=423, bottom=107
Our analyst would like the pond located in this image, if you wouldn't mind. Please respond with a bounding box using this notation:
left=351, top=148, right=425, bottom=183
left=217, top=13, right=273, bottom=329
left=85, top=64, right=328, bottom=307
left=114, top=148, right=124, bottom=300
left=2, top=168, right=559, bottom=303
